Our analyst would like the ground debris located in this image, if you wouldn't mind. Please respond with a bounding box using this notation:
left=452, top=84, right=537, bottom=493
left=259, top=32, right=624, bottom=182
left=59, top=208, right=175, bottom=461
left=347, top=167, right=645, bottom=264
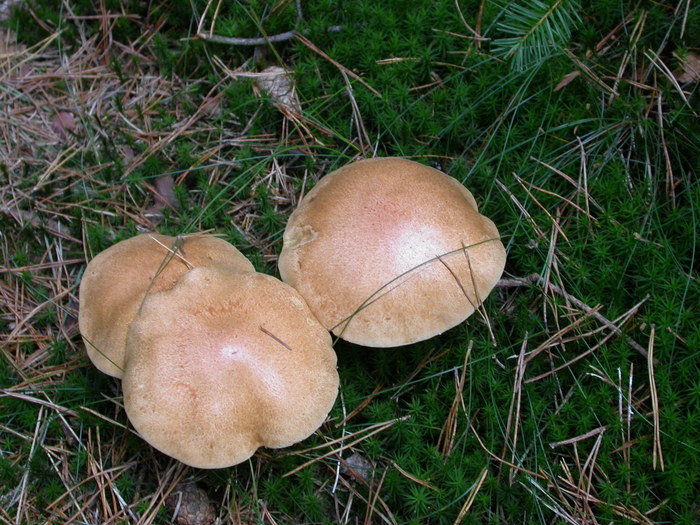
left=674, top=50, right=700, bottom=83
left=165, top=482, right=217, bottom=525
left=253, top=65, right=302, bottom=115
left=340, top=451, right=375, bottom=483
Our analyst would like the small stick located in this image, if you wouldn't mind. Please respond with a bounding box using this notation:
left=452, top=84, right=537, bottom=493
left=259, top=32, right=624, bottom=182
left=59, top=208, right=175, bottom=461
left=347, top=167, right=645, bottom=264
left=260, top=326, right=293, bottom=351
left=196, top=25, right=344, bottom=46
left=550, top=426, right=606, bottom=448
left=199, top=29, right=299, bottom=46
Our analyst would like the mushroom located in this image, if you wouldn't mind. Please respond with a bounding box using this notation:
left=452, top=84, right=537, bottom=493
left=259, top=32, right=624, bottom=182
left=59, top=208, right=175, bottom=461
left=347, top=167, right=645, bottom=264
left=79, top=233, right=254, bottom=378
left=122, top=266, right=339, bottom=469
left=278, top=157, right=506, bottom=347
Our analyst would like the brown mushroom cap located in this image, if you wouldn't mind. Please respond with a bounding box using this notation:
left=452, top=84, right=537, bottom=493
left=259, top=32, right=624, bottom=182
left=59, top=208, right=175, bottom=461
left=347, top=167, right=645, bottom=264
left=79, top=233, right=254, bottom=378
left=122, top=266, right=339, bottom=469
left=278, top=157, right=506, bottom=347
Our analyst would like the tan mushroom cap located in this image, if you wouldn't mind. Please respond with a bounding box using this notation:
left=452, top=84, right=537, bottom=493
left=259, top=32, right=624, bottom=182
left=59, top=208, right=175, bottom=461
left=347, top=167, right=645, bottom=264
left=278, top=157, right=506, bottom=347
left=122, top=266, right=339, bottom=469
left=79, top=233, right=254, bottom=378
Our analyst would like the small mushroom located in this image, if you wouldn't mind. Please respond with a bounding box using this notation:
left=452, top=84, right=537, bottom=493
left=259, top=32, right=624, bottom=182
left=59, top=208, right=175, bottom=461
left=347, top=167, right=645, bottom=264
left=79, top=233, right=254, bottom=377
left=122, top=266, right=339, bottom=469
left=278, top=157, right=506, bottom=347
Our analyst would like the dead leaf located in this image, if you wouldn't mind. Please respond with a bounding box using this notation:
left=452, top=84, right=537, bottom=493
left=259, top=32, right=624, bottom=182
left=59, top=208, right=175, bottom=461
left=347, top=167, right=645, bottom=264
left=253, top=65, right=302, bottom=114
left=340, top=452, right=375, bottom=483
left=199, top=93, right=222, bottom=117
left=51, top=112, right=76, bottom=140
left=145, top=175, right=179, bottom=217
left=674, top=50, right=700, bottom=84
left=119, top=144, right=135, bottom=162
left=554, top=70, right=581, bottom=92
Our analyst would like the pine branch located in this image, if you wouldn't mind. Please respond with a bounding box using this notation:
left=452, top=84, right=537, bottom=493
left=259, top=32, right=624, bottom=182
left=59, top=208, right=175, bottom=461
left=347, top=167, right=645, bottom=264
left=492, top=0, right=582, bottom=70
